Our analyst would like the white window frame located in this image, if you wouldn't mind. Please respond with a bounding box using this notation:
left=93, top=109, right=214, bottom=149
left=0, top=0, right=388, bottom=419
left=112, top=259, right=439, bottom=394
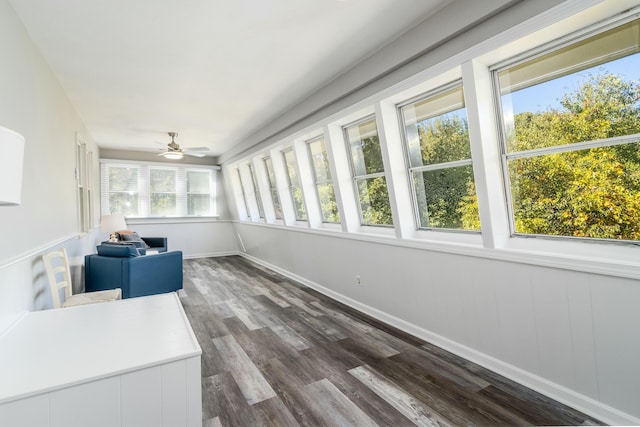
left=281, top=147, right=307, bottom=222
left=492, top=13, right=640, bottom=244
left=149, top=166, right=178, bottom=217
left=306, top=135, right=340, bottom=224
left=263, top=156, right=283, bottom=220
left=234, top=168, right=250, bottom=220
left=247, top=162, right=265, bottom=219
left=397, top=80, right=479, bottom=233
left=76, top=134, right=92, bottom=233
left=100, top=159, right=218, bottom=218
left=343, top=115, right=393, bottom=227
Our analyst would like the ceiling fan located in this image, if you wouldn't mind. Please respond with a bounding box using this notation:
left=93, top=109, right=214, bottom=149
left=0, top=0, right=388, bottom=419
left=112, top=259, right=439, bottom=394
left=158, top=132, right=209, bottom=160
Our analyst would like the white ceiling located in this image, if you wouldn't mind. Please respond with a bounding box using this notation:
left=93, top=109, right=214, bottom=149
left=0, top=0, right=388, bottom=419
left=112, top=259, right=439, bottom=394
left=9, top=0, right=449, bottom=158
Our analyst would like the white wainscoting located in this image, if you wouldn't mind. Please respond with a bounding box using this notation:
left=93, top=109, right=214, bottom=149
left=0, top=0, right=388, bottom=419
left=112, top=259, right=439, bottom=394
left=0, top=229, right=104, bottom=334
left=125, top=219, right=237, bottom=259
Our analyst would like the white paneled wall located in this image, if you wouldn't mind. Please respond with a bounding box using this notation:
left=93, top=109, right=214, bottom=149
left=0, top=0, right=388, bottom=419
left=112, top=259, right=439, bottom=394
left=0, top=358, right=201, bottom=427
left=124, top=220, right=237, bottom=258
left=590, top=275, right=640, bottom=415
left=234, top=222, right=640, bottom=425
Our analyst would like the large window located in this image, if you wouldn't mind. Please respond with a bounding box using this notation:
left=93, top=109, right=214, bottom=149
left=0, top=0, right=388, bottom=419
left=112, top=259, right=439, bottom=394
left=103, top=164, right=139, bottom=216
left=282, top=148, right=307, bottom=221
left=400, top=83, right=479, bottom=231
left=101, top=160, right=217, bottom=217
left=495, top=18, right=640, bottom=242
left=187, top=170, right=213, bottom=215
left=150, top=168, right=177, bottom=216
left=76, top=135, right=93, bottom=232
left=229, top=6, right=640, bottom=255
left=263, top=156, right=283, bottom=219
left=344, top=117, right=392, bottom=226
left=235, top=168, right=250, bottom=219
left=307, top=136, right=340, bottom=223
left=247, top=163, right=265, bottom=219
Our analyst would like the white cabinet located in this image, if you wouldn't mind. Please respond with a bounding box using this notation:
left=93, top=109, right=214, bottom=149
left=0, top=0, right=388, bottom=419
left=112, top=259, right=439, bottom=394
left=0, top=293, right=202, bottom=427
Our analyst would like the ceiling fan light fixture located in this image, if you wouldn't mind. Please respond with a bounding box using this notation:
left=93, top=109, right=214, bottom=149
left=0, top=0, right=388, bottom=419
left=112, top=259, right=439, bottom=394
left=162, top=151, right=183, bottom=160
left=157, top=132, right=208, bottom=159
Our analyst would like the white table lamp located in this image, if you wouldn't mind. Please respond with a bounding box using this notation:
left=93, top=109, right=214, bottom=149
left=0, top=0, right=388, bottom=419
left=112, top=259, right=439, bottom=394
left=100, top=215, right=127, bottom=242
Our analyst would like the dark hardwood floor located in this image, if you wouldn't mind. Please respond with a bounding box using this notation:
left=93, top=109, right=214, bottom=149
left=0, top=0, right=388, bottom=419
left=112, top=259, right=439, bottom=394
left=179, top=256, right=602, bottom=426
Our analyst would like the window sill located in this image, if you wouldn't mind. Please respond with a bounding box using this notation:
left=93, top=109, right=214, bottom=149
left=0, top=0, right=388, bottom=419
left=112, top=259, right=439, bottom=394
left=125, top=216, right=223, bottom=226
left=234, top=219, right=640, bottom=280
left=355, top=224, right=396, bottom=237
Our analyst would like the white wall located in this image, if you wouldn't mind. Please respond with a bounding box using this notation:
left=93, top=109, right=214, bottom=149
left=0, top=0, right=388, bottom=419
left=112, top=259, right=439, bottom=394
left=235, top=222, right=640, bottom=425
left=0, top=0, right=105, bottom=330
left=0, top=0, right=238, bottom=332
left=124, top=219, right=237, bottom=259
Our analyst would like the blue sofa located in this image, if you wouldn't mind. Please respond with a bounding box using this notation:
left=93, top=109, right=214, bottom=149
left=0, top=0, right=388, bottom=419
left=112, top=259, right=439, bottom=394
left=84, top=244, right=183, bottom=299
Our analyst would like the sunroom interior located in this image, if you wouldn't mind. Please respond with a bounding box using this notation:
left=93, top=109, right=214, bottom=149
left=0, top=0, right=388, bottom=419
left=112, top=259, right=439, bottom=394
left=1, top=0, right=639, bottom=425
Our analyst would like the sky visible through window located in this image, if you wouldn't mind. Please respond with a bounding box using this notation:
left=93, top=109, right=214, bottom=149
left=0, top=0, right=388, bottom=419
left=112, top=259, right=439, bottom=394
left=508, top=54, right=639, bottom=114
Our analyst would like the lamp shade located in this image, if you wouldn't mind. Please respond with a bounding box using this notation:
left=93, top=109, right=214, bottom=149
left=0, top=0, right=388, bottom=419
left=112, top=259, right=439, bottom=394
left=0, top=126, right=25, bottom=206
left=100, top=214, right=127, bottom=233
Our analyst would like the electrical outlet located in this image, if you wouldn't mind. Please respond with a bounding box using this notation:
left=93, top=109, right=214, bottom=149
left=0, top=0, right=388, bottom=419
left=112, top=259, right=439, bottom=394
left=355, top=275, right=362, bottom=285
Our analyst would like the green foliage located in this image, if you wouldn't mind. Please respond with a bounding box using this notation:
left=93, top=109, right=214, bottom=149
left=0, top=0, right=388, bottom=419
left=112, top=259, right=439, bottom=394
left=351, top=131, right=394, bottom=225
left=317, top=183, right=340, bottom=222
left=510, top=72, right=640, bottom=240
left=309, top=139, right=340, bottom=222
left=415, top=165, right=477, bottom=229
left=358, top=177, right=393, bottom=225
left=414, top=114, right=480, bottom=230
left=360, top=136, right=385, bottom=174
left=559, top=74, right=640, bottom=142
left=417, top=114, right=471, bottom=163
left=291, top=186, right=307, bottom=220
left=459, top=181, right=481, bottom=230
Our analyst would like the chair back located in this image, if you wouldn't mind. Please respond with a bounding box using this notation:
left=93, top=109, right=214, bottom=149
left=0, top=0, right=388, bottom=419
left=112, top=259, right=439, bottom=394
left=43, top=248, right=73, bottom=309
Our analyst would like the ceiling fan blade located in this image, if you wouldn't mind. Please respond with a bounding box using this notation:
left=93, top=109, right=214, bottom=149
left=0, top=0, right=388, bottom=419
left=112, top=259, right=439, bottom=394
left=183, top=146, right=209, bottom=152
left=127, top=146, right=158, bottom=152
left=185, top=151, right=206, bottom=158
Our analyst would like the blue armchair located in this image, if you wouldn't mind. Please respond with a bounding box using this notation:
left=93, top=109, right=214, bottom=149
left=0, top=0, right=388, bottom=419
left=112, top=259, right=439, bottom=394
left=141, top=237, right=168, bottom=253
left=84, top=244, right=183, bottom=299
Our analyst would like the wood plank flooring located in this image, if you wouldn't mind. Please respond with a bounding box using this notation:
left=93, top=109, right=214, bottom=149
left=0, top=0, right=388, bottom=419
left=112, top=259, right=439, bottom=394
left=179, top=256, right=603, bottom=426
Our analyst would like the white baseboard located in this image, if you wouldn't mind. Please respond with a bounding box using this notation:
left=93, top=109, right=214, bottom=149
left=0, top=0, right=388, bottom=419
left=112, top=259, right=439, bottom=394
left=182, top=251, right=239, bottom=260
left=238, top=252, right=640, bottom=426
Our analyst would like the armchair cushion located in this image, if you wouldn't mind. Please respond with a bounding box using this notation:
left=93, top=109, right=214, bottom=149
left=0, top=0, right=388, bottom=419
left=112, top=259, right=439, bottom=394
left=85, top=250, right=183, bottom=299
left=97, top=243, right=139, bottom=258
